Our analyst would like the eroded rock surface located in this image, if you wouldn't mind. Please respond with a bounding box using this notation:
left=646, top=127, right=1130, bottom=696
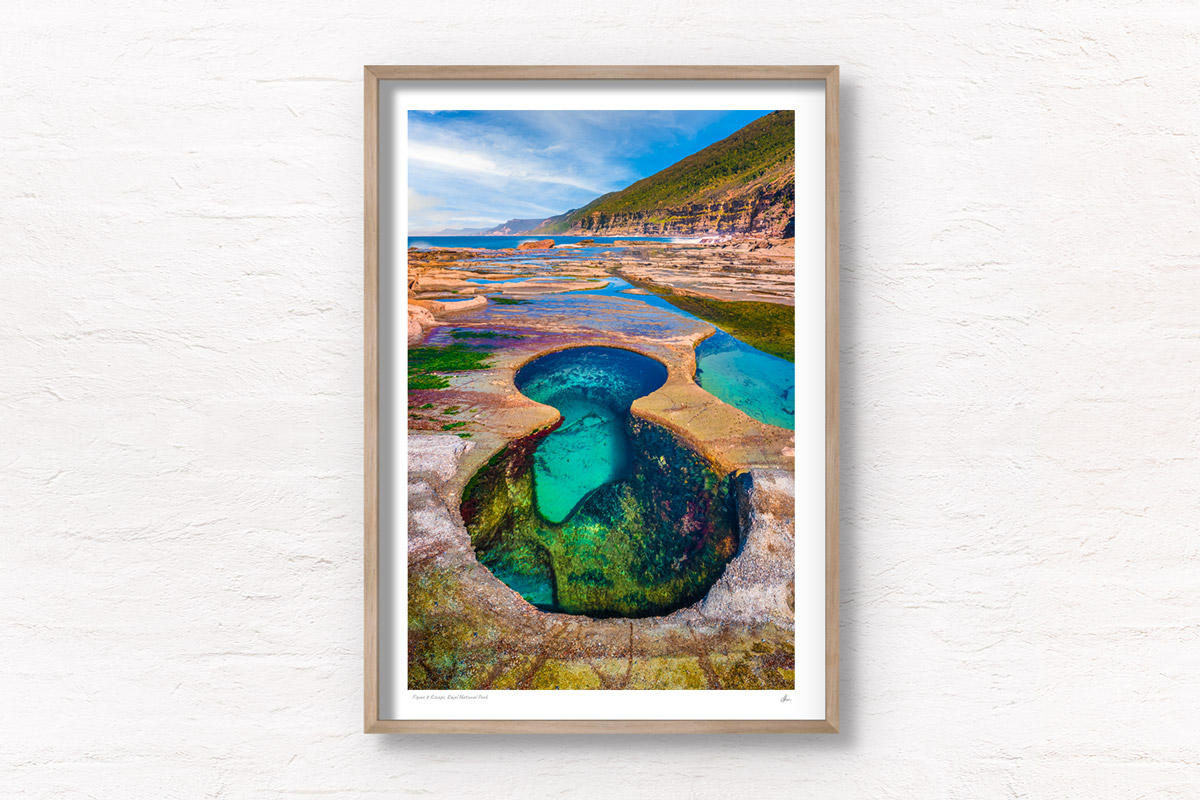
left=407, top=304, right=435, bottom=344
left=424, top=295, right=488, bottom=315
left=700, top=470, right=796, bottom=625
left=516, top=239, right=555, bottom=250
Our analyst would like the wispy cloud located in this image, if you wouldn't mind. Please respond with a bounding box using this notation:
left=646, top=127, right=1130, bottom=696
left=405, top=109, right=770, bottom=233
left=407, top=188, right=441, bottom=213
left=409, top=142, right=604, bottom=193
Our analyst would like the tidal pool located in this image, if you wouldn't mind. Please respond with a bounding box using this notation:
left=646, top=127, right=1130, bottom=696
left=694, top=332, right=795, bottom=430
left=514, top=346, right=667, bottom=523
left=461, top=346, right=739, bottom=618
left=467, top=274, right=795, bottom=430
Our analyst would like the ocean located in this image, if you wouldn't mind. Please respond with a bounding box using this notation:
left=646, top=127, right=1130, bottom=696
left=407, top=235, right=693, bottom=250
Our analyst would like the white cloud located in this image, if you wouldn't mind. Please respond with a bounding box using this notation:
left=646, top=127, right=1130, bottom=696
left=407, top=188, right=442, bottom=213
left=407, top=141, right=604, bottom=193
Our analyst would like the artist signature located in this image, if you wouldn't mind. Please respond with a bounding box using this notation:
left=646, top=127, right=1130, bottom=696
left=780, top=693, right=791, bottom=703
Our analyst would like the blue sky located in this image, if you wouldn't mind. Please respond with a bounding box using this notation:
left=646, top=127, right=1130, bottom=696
left=407, top=110, right=772, bottom=233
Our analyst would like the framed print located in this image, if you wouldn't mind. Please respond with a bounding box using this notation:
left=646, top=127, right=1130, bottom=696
left=365, top=66, right=838, bottom=733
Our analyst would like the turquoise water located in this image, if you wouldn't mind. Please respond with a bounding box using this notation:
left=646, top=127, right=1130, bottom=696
left=694, top=333, right=795, bottom=429
left=469, top=274, right=796, bottom=430
left=514, top=347, right=668, bottom=523
left=568, top=278, right=796, bottom=430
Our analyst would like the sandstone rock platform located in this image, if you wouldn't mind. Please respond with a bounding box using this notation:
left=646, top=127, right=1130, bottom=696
left=402, top=242, right=799, bottom=690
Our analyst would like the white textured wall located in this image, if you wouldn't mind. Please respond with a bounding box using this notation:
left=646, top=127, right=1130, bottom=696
left=4, top=1, right=1198, bottom=796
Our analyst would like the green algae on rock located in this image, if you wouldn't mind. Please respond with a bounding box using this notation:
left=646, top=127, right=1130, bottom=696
left=646, top=289, right=795, bottom=363
left=407, top=342, right=496, bottom=390
left=461, top=419, right=739, bottom=618
left=450, top=328, right=525, bottom=340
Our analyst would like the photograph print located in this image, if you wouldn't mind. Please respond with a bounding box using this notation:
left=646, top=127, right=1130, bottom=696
left=401, top=106, right=803, bottom=694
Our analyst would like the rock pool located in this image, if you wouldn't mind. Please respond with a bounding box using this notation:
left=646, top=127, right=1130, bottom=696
left=693, top=332, right=795, bottom=430
left=461, top=273, right=795, bottom=430
left=460, top=346, right=740, bottom=618
left=514, top=347, right=668, bottom=523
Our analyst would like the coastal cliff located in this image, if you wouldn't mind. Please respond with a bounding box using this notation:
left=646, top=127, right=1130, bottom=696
left=562, top=174, right=793, bottom=238
left=531, top=110, right=795, bottom=238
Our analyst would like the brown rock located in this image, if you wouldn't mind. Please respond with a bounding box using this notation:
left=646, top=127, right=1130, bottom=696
left=516, top=239, right=555, bottom=250
left=407, top=303, right=436, bottom=344
left=425, top=295, right=487, bottom=315
left=698, top=469, right=795, bottom=626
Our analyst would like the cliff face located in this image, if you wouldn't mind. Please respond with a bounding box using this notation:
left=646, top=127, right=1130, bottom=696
left=532, top=110, right=796, bottom=239
left=568, top=175, right=793, bottom=238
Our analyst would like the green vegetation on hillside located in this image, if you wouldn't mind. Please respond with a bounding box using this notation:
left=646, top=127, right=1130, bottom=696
left=531, top=111, right=794, bottom=233
left=517, top=208, right=578, bottom=235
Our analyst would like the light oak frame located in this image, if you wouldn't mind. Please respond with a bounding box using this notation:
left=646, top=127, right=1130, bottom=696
left=365, top=65, right=839, bottom=733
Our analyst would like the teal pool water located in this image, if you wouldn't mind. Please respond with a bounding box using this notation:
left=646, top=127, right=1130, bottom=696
left=462, top=347, right=739, bottom=617
left=514, top=347, right=667, bottom=523
left=694, top=332, right=795, bottom=430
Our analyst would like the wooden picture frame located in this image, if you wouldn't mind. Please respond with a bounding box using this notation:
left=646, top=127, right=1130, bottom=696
left=365, top=65, right=839, bottom=733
